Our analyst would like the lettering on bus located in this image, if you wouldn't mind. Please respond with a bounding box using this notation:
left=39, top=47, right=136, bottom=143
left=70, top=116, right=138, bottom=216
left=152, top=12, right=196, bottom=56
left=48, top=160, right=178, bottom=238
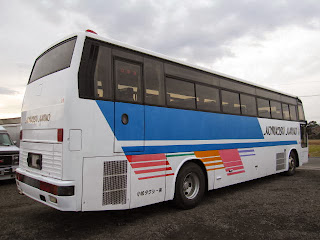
left=263, top=126, right=298, bottom=136
left=137, top=188, right=162, bottom=197
left=25, top=114, right=51, bottom=124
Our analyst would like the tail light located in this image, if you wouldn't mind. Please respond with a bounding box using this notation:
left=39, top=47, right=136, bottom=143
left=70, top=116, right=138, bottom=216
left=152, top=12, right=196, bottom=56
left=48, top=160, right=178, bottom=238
left=20, top=130, right=23, bottom=140
left=57, top=129, right=63, bottom=142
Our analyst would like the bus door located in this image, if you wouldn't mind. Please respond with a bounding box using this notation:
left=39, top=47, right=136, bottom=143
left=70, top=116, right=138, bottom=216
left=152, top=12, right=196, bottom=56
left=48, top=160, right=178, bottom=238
left=114, top=59, right=145, bottom=153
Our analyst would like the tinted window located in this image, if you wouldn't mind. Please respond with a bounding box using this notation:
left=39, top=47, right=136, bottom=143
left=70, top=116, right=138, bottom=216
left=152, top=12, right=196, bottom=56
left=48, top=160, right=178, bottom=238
left=196, top=84, right=220, bottom=112
left=240, top=94, right=257, bottom=116
left=115, top=60, right=142, bottom=103
left=30, top=37, right=76, bottom=83
left=270, top=101, right=282, bottom=119
left=282, top=104, right=290, bottom=120
left=289, top=105, right=297, bottom=121
left=144, top=58, right=165, bottom=106
left=221, top=90, right=240, bottom=115
left=257, top=98, right=271, bottom=118
left=166, top=78, right=195, bottom=109
left=94, top=45, right=112, bottom=99
left=298, top=104, right=305, bottom=121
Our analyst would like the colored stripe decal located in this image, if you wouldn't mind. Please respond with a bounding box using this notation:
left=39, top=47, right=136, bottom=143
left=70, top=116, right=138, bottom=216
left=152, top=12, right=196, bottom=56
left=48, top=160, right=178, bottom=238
left=138, top=173, right=174, bottom=180
left=240, top=154, right=256, bottom=157
left=205, top=162, right=224, bottom=167
left=134, top=167, right=172, bottom=174
left=123, top=141, right=297, bottom=155
left=238, top=149, right=255, bottom=153
left=227, top=170, right=246, bottom=176
left=166, top=153, right=194, bottom=158
left=128, top=153, right=166, bottom=162
left=131, top=161, right=169, bottom=168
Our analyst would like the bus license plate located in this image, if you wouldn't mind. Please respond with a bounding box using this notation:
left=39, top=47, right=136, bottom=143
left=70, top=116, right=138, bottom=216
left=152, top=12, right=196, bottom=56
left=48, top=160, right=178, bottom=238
left=27, top=153, right=42, bottom=170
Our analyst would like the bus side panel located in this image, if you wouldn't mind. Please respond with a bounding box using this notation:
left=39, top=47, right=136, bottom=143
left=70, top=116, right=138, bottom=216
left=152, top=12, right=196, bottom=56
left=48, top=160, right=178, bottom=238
left=82, top=156, right=131, bottom=211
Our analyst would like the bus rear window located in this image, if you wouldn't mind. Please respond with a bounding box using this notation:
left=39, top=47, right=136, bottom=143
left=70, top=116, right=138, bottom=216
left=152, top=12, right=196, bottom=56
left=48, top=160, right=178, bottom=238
left=29, top=37, right=76, bottom=83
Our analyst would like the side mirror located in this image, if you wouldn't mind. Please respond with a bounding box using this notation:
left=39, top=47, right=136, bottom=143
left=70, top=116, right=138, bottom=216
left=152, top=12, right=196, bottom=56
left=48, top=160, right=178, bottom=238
left=13, top=140, right=17, bottom=145
left=307, top=126, right=312, bottom=135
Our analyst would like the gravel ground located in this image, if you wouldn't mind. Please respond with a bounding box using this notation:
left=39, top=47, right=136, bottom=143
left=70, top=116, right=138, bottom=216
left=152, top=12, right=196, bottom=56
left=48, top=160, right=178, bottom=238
left=1, top=158, right=319, bottom=240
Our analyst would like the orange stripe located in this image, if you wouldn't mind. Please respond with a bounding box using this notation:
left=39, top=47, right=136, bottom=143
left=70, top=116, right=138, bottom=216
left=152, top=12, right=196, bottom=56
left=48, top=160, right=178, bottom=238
left=205, top=162, right=224, bottom=167
left=207, top=167, right=225, bottom=171
left=194, top=150, right=220, bottom=158
left=201, top=157, right=222, bottom=162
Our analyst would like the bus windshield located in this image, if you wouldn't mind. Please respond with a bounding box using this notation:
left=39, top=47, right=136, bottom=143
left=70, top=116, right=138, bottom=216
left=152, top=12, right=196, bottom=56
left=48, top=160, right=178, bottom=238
left=0, top=133, right=13, bottom=146
left=29, top=37, right=76, bottom=83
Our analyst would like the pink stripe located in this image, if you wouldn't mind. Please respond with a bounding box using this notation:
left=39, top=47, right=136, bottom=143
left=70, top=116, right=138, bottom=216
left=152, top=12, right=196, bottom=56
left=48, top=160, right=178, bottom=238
left=219, top=149, right=241, bottom=162
left=139, top=173, right=174, bottom=180
left=131, top=161, right=169, bottom=169
left=225, top=166, right=244, bottom=172
left=135, top=167, right=172, bottom=174
left=129, top=154, right=166, bottom=162
left=227, top=170, right=245, bottom=176
left=223, top=160, right=243, bottom=168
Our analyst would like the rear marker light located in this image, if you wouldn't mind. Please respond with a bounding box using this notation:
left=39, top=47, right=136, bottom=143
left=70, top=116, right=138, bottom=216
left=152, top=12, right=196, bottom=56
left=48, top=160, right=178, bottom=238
left=57, top=129, right=63, bottom=142
left=85, top=29, right=97, bottom=34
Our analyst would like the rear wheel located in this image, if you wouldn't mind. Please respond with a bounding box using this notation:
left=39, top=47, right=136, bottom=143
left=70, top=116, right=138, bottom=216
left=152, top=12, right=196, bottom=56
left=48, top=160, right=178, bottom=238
left=173, top=162, right=205, bottom=209
left=283, top=151, right=297, bottom=176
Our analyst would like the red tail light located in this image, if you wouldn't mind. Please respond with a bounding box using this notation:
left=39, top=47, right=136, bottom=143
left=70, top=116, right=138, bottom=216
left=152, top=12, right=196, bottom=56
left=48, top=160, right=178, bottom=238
left=57, top=129, right=63, bottom=142
left=20, top=130, right=23, bottom=140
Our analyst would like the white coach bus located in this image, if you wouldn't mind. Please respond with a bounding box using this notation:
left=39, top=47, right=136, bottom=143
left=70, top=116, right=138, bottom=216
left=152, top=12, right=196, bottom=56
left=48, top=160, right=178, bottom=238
left=16, top=30, right=308, bottom=211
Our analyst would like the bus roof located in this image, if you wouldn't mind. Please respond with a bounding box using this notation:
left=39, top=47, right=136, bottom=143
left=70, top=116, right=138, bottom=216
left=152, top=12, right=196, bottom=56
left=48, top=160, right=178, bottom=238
left=40, top=32, right=300, bottom=100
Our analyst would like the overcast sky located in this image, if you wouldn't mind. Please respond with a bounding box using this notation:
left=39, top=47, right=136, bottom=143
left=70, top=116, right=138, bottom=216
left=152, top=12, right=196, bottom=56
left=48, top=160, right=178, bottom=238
left=1, top=0, right=320, bottom=122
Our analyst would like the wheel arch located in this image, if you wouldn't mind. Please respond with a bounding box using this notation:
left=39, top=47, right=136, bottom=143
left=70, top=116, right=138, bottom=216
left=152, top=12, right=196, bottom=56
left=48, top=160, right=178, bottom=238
left=288, top=148, right=300, bottom=167
left=174, top=158, right=208, bottom=192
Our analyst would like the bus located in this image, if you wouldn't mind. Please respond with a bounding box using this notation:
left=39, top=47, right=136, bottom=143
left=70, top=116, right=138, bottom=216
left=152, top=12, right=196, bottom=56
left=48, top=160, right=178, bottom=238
left=16, top=30, right=308, bottom=211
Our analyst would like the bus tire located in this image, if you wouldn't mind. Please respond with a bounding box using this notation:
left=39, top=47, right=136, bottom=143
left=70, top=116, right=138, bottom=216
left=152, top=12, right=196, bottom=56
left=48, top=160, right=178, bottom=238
left=173, top=162, right=205, bottom=209
left=283, top=151, right=297, bottom=176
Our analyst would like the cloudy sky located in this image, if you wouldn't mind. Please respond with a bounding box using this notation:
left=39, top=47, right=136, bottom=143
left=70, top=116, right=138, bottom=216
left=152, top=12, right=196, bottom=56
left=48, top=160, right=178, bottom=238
left=1, top=0, right=320, bottom=122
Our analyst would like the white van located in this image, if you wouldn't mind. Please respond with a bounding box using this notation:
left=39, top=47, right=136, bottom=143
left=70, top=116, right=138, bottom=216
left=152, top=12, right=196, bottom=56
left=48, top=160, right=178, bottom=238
left=0, top=126, right=19, bottom=180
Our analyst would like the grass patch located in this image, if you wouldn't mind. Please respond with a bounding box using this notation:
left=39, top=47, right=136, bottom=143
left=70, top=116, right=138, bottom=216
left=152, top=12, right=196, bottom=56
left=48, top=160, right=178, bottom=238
left=309, top=139, right=320, bottom=157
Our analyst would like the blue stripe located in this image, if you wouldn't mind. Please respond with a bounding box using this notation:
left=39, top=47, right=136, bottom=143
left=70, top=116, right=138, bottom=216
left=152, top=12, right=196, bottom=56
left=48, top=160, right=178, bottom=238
left=122, top=141, right=297, bottom=155
left=96, top=101, right=265, bottom=141
left=240, top=154, right=256, bottom=157
left=238, top=149, right=255, bottom=153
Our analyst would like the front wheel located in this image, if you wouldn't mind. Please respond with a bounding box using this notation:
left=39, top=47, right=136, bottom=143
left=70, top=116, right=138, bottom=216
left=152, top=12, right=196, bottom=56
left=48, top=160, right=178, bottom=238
left=283, top=151, right=297, bottom=176
left=173, top=162, right=205, bottom=209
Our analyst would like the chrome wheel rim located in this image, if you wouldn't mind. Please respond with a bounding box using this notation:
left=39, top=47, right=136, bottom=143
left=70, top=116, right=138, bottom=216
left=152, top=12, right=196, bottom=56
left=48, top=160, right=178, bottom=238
left=183, top=172, right=200, bottom=200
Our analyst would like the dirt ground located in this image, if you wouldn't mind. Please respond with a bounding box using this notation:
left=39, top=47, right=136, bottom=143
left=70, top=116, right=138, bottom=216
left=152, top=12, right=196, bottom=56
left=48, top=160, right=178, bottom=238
left=1, top=158, right=319, bottom=240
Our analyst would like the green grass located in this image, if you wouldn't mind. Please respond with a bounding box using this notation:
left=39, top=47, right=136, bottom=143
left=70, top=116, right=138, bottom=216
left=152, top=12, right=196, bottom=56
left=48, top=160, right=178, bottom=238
left=309, top=139, right=320, bottom=157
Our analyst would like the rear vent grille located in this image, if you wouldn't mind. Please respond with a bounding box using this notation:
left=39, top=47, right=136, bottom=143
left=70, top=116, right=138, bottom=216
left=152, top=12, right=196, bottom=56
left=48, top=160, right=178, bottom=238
left=102, top=160, right=127, bottom=205
left=276, top=152, right=286, bottom=171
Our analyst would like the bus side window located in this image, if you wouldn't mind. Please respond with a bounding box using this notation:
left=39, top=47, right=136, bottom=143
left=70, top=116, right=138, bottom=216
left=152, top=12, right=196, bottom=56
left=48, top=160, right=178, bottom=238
left=94, top=45, right=113, bottom=100
left=166, top=78, right=196, bottom=109
left=144, top=58, right=165, bottom=106
left=115, top=60, right=142, bottom=103
left=221, top=90, right=240, bottom=115
left=282, top=104, right=290, bottom=120
left=298, top=104, right=305, bottom=121
left=270, top=101, right=283, bottom=119
left=240, top=94, right=257, bottom=116
left=289, top=105, right=297, bottom=121
left=257, top=98, right=271, bottom=118
left=196, top=84, right=220, bottom=112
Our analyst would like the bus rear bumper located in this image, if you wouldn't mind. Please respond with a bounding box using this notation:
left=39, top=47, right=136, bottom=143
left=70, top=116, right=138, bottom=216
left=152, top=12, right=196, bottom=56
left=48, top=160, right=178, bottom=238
left=15, top=168, right=77, bottom=211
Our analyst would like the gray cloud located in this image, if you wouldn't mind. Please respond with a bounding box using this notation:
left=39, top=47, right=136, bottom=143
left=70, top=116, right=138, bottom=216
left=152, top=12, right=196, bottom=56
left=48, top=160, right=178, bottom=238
left=0, top=87, right=19, bottom=95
